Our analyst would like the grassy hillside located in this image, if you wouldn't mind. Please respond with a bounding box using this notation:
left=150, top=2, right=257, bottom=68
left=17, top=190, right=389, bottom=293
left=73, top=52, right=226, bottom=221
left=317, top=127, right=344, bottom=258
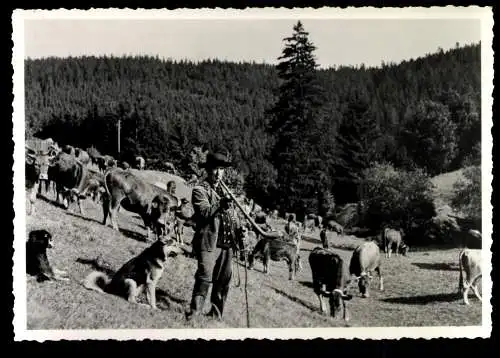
left=24, top=187, right=482, bottom=330
left=431, top=168, right=466, bottom=209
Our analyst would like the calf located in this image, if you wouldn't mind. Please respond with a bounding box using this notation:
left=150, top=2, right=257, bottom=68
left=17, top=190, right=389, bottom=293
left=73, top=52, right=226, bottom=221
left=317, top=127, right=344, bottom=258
left=308, top=247, right=353, bottom=320
left=349, top=241, right=384, bottom=298
left=248, top=238, right=301, bottom=280
left=382, top=228, right=408, bottom=258
left=458, top=248, right=482, bottom=305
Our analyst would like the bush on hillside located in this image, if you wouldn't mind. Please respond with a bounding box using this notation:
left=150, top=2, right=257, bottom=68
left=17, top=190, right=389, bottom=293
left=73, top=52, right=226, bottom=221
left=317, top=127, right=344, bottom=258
left=360, top=163, right=436, bottom=239
left=451, top=165, right=482, bottom=222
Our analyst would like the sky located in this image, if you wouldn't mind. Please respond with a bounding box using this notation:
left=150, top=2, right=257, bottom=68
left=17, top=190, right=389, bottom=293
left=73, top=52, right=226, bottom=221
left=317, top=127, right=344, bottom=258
left=23, top=14, right=483, bottom=69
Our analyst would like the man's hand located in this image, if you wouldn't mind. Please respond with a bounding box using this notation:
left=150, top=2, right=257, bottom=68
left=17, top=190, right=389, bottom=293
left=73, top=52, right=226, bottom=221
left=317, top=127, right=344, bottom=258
left=219, top=197, right=232, bottom=211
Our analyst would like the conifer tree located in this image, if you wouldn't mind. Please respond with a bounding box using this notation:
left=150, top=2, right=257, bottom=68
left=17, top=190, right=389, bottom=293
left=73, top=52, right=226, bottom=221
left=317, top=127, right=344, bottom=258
left=269, top=21, right=327, bottom=220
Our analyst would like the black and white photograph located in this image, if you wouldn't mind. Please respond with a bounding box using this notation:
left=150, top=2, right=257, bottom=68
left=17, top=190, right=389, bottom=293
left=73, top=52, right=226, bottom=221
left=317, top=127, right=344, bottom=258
left=12, top=7, right=493, bottom=340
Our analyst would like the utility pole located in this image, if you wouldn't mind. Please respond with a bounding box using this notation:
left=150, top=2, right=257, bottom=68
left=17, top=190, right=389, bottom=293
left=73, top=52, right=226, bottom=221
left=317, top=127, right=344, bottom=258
left=117, top=118, right=121, bottom=155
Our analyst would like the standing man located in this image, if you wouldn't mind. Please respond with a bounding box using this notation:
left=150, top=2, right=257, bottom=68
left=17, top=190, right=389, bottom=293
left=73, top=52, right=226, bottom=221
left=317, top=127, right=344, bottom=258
left=185, top=152, right=235, bottom=321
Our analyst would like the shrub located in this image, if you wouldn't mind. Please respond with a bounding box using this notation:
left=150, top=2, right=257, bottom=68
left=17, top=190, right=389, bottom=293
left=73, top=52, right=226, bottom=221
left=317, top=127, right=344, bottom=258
left=361, top=162, right=436, bottom=239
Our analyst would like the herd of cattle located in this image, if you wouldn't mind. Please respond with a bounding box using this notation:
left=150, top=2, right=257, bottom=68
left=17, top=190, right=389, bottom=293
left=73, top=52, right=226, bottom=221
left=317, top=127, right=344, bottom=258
left=24, top=137, right=483, bottom=323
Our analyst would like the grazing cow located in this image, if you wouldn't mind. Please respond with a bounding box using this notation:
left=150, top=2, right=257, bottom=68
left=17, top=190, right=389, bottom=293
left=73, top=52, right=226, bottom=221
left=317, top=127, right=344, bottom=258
left=135, top=156, right=145, bottom=170
left=458, top=248, right=482, bottom=305
left=382, top=228, right=408, bottom=258
left=308, top=247, right=353, bottom=320
left=102, top=168, right=179, bottom=241
left=325, top=220, right=344, bottom=235
left=248, top=238, right=301, bottom=280
left=25, top=150, right=51, bottom=215
left=349, top=241, right=384, bottom=298
left=48, top=152, right=103, bottom=215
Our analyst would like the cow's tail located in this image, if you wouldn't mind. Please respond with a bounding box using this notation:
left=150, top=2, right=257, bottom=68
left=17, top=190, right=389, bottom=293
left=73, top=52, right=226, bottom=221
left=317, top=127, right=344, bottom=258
left=458, top=249, right=466, bottom=293
left=82, top=271, right=111, bottom=294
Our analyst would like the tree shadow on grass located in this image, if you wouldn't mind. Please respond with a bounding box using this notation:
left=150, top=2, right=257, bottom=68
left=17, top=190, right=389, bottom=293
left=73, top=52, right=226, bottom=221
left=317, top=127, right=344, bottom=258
left=412, top=262, right=459, bottom=271
left=119, top=228, right=150, bottom=243
left=65, top=212, right=103, bottom=225
left=267, top=285, right=318, bottom=313
left=36, top=194, right=67, bottom=209
left=382, top=292, right=460, bottom=305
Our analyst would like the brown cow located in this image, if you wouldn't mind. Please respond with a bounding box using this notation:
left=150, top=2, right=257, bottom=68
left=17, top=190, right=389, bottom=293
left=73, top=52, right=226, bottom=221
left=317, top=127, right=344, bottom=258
left=25, top=149, right=52, bottom=215
left=349, top=241, right=384, bottom=298
left=48, top=152, right=102, bottom=215
left=102, top=168, right=179, bottom=241
left=308, top=247, right=353, bottom=320
left=382, top=228, right=408, bottom=258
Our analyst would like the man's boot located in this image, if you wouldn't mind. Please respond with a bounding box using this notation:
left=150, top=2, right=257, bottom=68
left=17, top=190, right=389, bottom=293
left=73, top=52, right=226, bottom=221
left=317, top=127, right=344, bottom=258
left=185, top=295, right=205, bottom=321
left=206, top=286, right=229, bottom=321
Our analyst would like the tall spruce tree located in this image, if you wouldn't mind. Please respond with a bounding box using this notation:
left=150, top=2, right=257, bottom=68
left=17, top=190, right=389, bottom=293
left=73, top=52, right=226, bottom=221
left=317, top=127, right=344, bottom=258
left=269, top=21, right=327, bottom=221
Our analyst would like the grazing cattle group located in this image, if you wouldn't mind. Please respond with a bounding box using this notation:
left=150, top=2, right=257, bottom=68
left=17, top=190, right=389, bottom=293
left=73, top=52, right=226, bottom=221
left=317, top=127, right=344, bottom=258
left=25, top=137, right=484, bottom=327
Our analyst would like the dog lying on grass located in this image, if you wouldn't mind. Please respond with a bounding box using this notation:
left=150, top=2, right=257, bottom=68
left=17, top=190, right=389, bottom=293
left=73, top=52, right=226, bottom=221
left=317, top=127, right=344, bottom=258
left=26, top=229, right=69, bottom=283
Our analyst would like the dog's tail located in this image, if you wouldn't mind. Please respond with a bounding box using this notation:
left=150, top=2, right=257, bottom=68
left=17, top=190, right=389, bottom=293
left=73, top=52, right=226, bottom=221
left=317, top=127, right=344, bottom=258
left=82, top=271, right=111, bottom=294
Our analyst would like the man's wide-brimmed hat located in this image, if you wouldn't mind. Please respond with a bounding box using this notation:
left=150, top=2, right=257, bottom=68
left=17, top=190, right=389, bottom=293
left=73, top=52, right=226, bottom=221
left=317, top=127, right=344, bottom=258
left=199, top=152, right=232, bottom=169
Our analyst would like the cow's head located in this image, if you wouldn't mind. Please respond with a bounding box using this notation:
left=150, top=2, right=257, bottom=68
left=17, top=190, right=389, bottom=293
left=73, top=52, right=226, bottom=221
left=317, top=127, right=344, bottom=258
left=355, top=272, right=373, bottom=298
left=400, top=242, right=409, bottom=256
left=149, top=194, right=176, bottom=236
left=26, top=150, right=51, bottom=181
left=329, top=288, right=353, bottom=320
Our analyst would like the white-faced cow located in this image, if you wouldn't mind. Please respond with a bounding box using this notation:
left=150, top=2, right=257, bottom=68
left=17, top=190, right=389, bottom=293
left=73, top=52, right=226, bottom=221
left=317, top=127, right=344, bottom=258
left=102, top=168, right=179, bottom=241
left=349, top=241, right=384, bottom=298
left=25, top=149, right=52, bottom=215
left=458, top=248, right=482, bottom=305
left=308, top=247, right=353, bottom=321
left=382, top=228, right=409, bottom=258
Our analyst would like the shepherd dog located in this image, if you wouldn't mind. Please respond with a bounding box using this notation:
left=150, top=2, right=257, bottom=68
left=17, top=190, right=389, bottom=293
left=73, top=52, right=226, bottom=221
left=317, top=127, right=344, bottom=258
left=26, top=229, right=69, bottom=282
left=82, top=238, right=184, bottom=309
